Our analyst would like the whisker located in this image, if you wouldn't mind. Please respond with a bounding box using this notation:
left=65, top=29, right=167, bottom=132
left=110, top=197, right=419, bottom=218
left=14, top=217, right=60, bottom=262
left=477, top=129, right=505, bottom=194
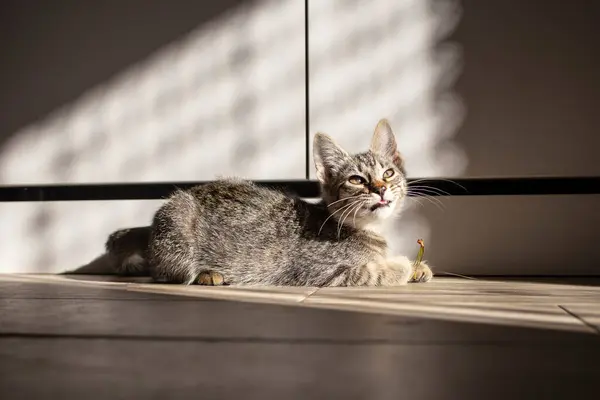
left=386, top=184, right=424, bottom=209
left=436, top=270, right=478, bottom=280
left=388, top=184, right=407, bottom=196
left=408, top=185, right=453, bottom=197
left=408, top=177, right=467, bottom=192
left=317, top=201, right=362, bottom=236
left=408, top=187, right=446, bottom=201
left=337, top=200, right=365, bottom=239
left=408, top=186, right=447, bottom=198
left=352, top=200, right=364, bottom=228
left=336, top=203, right=354, bottom=239
left=417, top=195, right=445, bottom=211
left=326, top=195, right=364, bottom=208
left=408, top=196, right=425, bottom=208
left=333, top=199, right=364, bottom=221
left=407, top=190, right=445, bottom=211
left=408, top=188, right=449, bottom=208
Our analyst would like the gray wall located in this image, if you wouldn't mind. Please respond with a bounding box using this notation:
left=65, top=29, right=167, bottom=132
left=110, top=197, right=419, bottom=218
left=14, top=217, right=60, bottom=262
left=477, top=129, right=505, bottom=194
left=425, top=0, right=599, bottom=275
left=453, top=0, right=600, bottom=178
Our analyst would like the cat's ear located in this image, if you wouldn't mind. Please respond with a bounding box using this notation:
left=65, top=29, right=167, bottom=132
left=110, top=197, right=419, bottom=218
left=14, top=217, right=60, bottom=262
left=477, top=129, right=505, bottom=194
left=370, top=119, right=403, bottom=168
left=313, top=132, right=349, bottom=183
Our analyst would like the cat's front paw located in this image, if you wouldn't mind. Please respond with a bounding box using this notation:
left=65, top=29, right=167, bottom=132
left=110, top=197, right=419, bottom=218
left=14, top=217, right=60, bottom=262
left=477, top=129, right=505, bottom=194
left=188, top=270, right=227, bottom=286
left=199, top=271, right=227, bottom=286
left=410, top=262, right=433, bottom=283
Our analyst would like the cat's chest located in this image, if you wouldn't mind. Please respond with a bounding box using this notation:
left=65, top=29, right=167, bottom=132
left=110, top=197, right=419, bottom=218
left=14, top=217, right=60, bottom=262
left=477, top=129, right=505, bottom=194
left=334, top=231, right=388, bottom=258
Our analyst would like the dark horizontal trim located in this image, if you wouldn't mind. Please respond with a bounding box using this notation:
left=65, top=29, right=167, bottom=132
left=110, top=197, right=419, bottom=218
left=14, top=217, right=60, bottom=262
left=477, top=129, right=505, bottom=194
left=0, top=177, right=598, bottom=202
left=0, top=180, right=318, bottom=202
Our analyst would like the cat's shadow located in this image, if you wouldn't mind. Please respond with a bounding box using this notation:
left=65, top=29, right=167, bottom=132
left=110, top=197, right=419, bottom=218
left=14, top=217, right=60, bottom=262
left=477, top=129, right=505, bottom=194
left=63, top=253, right=114, bottom=275
left=61, top=254, right=152, bottom=283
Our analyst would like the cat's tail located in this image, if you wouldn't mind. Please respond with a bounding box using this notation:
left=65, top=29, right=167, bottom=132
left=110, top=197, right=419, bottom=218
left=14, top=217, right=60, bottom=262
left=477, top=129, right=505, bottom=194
left=105, top=226, right=152, bottom=276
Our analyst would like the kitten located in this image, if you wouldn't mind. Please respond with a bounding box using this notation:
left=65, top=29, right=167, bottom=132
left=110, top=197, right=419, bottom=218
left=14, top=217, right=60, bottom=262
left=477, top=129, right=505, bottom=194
left=105, top=119, right=433, bottom=286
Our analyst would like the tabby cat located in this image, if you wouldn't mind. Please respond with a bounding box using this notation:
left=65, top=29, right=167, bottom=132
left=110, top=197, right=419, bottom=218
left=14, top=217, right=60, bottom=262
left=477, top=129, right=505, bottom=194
left=105, top=119, right=433, bottom=286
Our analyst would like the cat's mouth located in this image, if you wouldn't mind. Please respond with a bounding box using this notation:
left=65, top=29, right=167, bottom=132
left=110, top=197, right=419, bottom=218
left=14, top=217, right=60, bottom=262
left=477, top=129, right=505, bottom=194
left=370, top=200, right=391, bottom=211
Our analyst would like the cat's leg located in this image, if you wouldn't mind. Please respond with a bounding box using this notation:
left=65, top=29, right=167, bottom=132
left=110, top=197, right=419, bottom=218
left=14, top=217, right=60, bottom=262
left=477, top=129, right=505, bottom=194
left=322, top=256, right=413, bottom=287
left=335, top=256, right=432, bottom=286
left=149, top=192, right=215, bottom=284
left=112, top=252, right=148, bottom=276
left=149, top=217, right=229, bottom=285
left=149, top=219, right=198, bottom=284
left=382, top=255, right=415, bottom=285
left=105, top=227, right=152, bottom=276
left=150, top=227, right=229, bottom=285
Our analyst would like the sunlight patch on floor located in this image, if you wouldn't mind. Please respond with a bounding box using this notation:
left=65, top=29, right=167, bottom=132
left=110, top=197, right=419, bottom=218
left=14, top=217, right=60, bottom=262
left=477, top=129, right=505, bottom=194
left=2, top=274, right=598, bottom=334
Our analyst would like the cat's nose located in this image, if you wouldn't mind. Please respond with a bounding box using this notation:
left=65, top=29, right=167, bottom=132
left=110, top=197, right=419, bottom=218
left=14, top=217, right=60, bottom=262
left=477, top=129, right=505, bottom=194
left=378, top=186, right=387, bottom=199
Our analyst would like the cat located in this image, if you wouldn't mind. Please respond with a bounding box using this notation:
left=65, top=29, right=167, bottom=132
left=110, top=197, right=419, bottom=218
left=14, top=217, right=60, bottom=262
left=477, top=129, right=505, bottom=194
left=105, top=119, right=433, bottom=286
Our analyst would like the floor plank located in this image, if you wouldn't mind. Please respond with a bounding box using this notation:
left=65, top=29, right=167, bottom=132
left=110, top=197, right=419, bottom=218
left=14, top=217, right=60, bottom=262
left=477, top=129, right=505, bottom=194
left=1, top=275, right=599, bottom=399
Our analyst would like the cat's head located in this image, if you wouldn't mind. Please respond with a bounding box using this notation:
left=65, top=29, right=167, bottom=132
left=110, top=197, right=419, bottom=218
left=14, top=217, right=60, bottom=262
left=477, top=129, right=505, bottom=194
left=313, top=119, right=407, bottom=228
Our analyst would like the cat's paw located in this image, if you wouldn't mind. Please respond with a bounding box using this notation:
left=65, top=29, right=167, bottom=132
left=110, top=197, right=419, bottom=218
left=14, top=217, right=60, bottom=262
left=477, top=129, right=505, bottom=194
left=410, top=262, right=433, bottom=283
left=197, top=271, right=227, bottom=286
left=185, top=270, right=227, bottom=286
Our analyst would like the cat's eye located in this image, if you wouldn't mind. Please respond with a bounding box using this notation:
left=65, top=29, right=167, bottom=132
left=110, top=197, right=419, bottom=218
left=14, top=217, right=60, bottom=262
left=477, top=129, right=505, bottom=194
left=383, top=169, right=395, bottom=180
left=348, top=175, right=366, bottom=185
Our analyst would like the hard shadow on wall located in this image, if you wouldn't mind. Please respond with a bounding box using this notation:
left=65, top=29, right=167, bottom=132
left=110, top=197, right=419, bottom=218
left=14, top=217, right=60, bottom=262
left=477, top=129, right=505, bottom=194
left=0, top=0, right=308, bottom=273
left=0, top=0, right=253, bottom=149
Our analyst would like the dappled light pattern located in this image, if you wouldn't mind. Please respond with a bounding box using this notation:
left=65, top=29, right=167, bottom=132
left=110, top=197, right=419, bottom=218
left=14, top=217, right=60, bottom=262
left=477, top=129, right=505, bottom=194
left=309, top=0, right=466, bottom=256
left=0, top=0, right=466, bottom=272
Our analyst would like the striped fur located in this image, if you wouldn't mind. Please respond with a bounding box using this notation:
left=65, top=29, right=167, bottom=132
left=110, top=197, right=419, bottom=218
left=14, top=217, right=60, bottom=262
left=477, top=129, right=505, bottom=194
left=105, top=119, right=433, bottom=286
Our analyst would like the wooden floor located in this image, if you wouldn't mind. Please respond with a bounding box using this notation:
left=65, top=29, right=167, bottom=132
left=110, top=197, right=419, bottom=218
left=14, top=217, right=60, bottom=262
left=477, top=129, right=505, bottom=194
left=1, top=274, right=599, bottom=399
